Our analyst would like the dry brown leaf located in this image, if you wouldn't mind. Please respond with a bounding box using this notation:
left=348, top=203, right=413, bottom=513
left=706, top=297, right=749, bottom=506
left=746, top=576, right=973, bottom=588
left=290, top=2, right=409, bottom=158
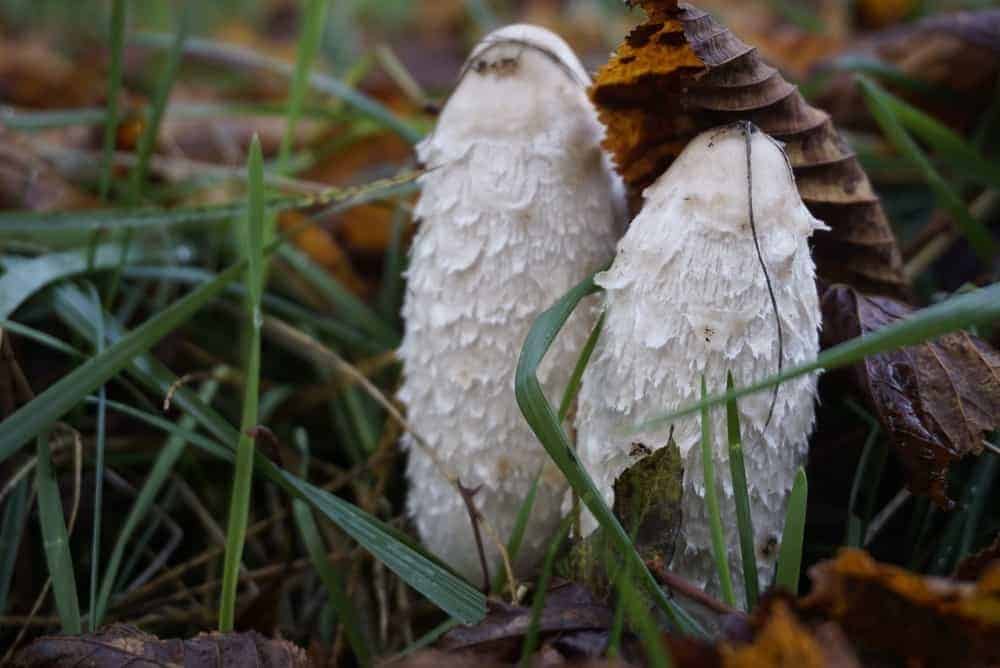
left=820, top=284, right=1000, bottom=507
left=14, top=624, right=312, bottom=668
left=0, top=128, right=96, bottom=212
left=590, top=1, right=906, bottom=297
left=801, top=549, right=1000, bottom=666
left=816, top=9, right=1000, bottom=135
left=856, top=0, right=919, bottom=30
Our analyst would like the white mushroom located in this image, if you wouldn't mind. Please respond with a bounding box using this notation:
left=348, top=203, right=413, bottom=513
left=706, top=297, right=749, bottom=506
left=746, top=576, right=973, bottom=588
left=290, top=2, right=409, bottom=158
left=400, top=24, right=622, bottom=581
left=575, top=124, right=825, bottom=601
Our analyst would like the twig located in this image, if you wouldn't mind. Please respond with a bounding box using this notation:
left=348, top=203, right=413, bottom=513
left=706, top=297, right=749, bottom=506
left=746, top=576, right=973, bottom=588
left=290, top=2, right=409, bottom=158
left=646, top=557, right=744, bottom=618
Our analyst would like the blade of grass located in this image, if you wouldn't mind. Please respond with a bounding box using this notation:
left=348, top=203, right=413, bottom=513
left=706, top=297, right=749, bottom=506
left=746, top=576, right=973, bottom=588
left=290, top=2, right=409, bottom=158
left=557, top=311, right=604, bottom=423
left=515, top=272, right=705, bottom=638
left=92, top=378, right=221, bottom=626
left=845, top=416, right=881, bottom=548
left=520, top=509, right=575, bottom=663
left=0, top=319, right=84, bottom=359
left=0, top=262, right=242, bottom=461
left=0, top=479, right=29, bottom=615
left=51, top=287, right=487, bottom=624
left=99, top=0, right=127, bottom=200
left=132, top=32, right=422, bottom=144
left=218, top=135, right=265, bottom=632
left=631, top=282, right=1000, bottom=434
left=956, top=450, right=998, bottom=560
left=0, top=173, right=418, bottom=242
left=35, top=431, right=82, bottom=633
left=857, top=75, right=997, bottom=265
left=87, top=285, right=108, bottom=632
left=128, top=6, right=188, bottom=202
left=291, top=428, right=371, bottom=665
left=775, top=468, right=807, bottom=594
left=0, top=244, right=165, bottom=319
left=376, top=207, right=407, bottom=325
left=867, top=82, right=1000, bottom=189
left=725, top=372, right=758, bottom=610
left=700, top=376, right=735, bottom=607
left=616, top=566, right=674, bottom=668
left=278, top=0, right=328, bottom=172
left=278, top=244, right=399, bottom=347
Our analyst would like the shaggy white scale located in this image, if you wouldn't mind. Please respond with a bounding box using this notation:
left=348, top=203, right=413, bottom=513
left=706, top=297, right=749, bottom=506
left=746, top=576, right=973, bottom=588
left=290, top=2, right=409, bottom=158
left=399, top=24, right=621, bottom=581
left=575, top=125, right=825, bottom=603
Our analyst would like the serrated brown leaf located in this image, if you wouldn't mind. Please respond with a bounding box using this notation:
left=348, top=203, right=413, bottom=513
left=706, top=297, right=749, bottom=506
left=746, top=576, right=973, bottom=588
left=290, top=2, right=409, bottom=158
left=591, top=1, right=906, bottom=297
left=820, top=284, right=1000, bottom=507
left=800, top=549, right=1000, bottom=666
left=13, top=624, right=312, bottom=668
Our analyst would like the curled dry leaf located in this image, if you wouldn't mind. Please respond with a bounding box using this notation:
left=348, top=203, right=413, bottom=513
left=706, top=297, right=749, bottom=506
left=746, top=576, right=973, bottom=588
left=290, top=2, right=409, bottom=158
left=816, top=9, right=1000, bottom=134
left=590, top=0, right=906, bottom=297
left=14, top=624, right=312, bottom=668
left=800, top=549, right=1000, bottom=666
left=820, top=284, right=1000, bottom=507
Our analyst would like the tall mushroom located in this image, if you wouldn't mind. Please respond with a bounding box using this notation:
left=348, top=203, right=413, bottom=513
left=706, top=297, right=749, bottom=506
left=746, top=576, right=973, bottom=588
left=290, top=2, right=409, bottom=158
left=400, top=24, right=622, bottom=581
left=575, top=124, right=824, bottom=600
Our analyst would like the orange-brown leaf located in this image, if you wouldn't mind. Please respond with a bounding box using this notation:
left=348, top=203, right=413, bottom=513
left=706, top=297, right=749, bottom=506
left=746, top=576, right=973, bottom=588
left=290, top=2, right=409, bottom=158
left=801, top=549, right=1000, bottom=665
left=591, top=1, right=906, bottom=297
left=721, top=602, right=859, bottom=668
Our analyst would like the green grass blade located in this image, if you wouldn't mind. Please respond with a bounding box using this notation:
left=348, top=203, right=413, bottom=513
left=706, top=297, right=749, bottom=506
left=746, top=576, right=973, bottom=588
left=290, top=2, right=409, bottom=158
left=957, top=451, right=999, bottom=561
left=0, top=478, right=29, bottom=614
left=35, top=431, right=82, bottom=634
left=218, top=136, right=265, bottom=632
left=844, top=404, right=881, bottom=548
left=775, top=468, right=807, bottom=594
left=0, top=319, right=84, bottom=359
left=631, top=282, right=1000, bottom=434
left=88, top=286, right=108, bottom=631
left=133, top=32, right=421, bottom=144
left=0, top=263, right=241, bottom=462
left=52, top=288, right=486, bottom=625
left=515, top=272, right=705, bottom=638
left=92, top=378, right=220, bottom=626
left=292, top=428, right=371, bottom=665
left=700, top=376, right=735, bottom=607
left=872, top=84, right=1000, bottom=189
left=857, top=75, right=997, bottom=264
left=615, top=565, right=673, bottom=668
left=278, top=244, right=399, bottom=347
left=376, top=208, right=407, bottom=325
left=828, top=55, right=948, bottom=97
left=278, top=0, right=328, bottom=171
left=0, top=244, right=164, bottom=319
left=127, top=4, right=188, bottom=203
left=99, top=0, right=127, bottom=200
left=725, top=372, right=758, bottom=610
left=520, top=509, right=574, bottom=663
left=557, top=311, right=604, bottom=422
